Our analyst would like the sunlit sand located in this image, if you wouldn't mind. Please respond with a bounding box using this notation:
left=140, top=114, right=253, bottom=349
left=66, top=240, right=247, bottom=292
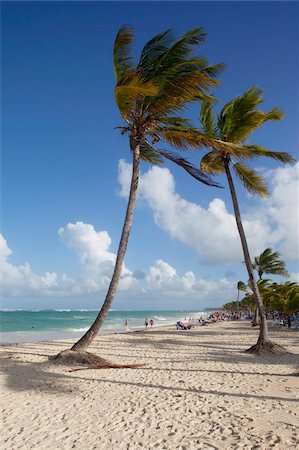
left=1, top=321, right=298, bottom=449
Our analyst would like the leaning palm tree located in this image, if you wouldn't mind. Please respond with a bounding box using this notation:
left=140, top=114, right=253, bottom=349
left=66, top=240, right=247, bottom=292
left=61, top=27, right=223, bottom=359
left=236, top=280, right=247, bottom=311
left=253, top=248, right=289, bottom=279
left=195, top=87, right=295, bottom=354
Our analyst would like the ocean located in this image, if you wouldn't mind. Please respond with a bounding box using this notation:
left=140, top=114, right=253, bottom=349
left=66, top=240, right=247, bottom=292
left=0, top=309, right=208, bottom=344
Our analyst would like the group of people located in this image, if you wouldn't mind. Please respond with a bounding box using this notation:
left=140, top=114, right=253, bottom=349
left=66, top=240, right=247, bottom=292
left=144, top=318, right=154, bottom=328
left=123, top=318, right=154, bottom=330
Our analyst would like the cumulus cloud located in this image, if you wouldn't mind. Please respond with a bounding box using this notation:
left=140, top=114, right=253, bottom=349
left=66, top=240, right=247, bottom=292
left=118, top=160, right=299, bottom=264
left=2, top=161, right=297, bottom=307
left=0, top=229, right=235, bottom=306
left=0, top=234, right=59, bottom=297
left=263, top=163, right=299, bottom=260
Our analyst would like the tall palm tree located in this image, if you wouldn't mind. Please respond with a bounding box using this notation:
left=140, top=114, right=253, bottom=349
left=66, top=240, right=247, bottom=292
left=253, top=248, right=289, bottom=279
left=236, top=280, right=247, bottom=311
left=196, top=87, right=295, bottom=354
left=69, top=27, right=223, bottom=353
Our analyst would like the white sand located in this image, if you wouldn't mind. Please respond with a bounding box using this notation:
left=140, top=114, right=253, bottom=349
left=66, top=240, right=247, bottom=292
left=1, top=321, right=298, bottom=450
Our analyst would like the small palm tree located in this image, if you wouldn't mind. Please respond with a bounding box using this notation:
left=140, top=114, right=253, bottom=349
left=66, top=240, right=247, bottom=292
left=68, top=27, right=223, bottom=354
left=267, top=281, right=299, bottom=316
left=236, top=280, right=247, bottom=311
left=253, top=248, right=289, bottom=279
left=197, top=87, right=295, bottom=354
left=251, top=248, right=289, bottom=325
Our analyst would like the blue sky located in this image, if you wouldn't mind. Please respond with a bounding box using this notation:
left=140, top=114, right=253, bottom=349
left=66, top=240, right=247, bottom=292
left=1, top=1, right=298, bottom=310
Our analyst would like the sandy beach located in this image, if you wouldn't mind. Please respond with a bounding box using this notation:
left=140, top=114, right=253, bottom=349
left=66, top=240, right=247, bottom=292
left=1, top=321, right=298, bottom=450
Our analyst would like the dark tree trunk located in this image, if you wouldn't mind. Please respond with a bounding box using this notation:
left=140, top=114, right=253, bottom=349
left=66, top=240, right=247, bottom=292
left=70, top=142, right=141, bottom=352
left=223, top=158, right=285, bottom=354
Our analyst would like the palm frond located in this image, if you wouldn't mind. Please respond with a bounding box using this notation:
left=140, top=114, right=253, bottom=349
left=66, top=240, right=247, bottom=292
left=202, top=63, right=226, bottom=78
left=254, top=248, right=289, bottom=277
left=237, top=281, right=247, bottom=291
left=147, top=69, right=219, bottom=117
left=153, top=28, right=207, bottom=74
left=233, top=162, right=268, bottom=196
left=158, top=116, right=193, bottom=127
left=200, top=99, right=218, bottom=137
left=115, top=74, right=158, bottom=119
left=245, top=145, right=296, bottom=164
left=200, top=151, right=224, bottom=174
left=218, top=86, right=269, bottom=142
left=138, top=30, right=172, bottom=77
left=157, top=149, right=222, bottom=188
left=138, top=139, right=164, bottom=165
left=114, top=26, right=135, bottom=82
left=265, top=107, right=285, bottom=121
left=156, top=126, right=216, bottom=151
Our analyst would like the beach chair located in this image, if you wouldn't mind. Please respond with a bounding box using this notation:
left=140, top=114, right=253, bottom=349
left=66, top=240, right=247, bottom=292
left=176, top=321, right=192, bottom=330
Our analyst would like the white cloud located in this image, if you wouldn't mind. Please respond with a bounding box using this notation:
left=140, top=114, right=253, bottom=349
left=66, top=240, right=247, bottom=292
left=118, top=160, right=299, bottom=264
left=58, top=222, right=115, bottom=266
left=263, top=163, right=299, bottom=259
left=0, top=229, right=235, bottom=306
left=0, top=234, right=59, bottom=297
left=1, top=161, right=297, bottom=308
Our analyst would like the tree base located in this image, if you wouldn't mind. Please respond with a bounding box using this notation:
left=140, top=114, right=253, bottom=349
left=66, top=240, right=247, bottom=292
left=245, top=341, right=288, bottom=355
left=51, top=350, right=144, bottom=372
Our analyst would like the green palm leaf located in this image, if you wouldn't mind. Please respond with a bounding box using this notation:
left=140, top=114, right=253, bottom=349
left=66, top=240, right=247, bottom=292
left=217, top=87, right=285, bottom=143
left=115, top=74, right=158, bottom=120
left=200, top=151, right=224, bottom=174
left=157, top=126, right=216, bottom=150
left=246, top=145, right=295, bottom=164
left=114, top=26, right=135, bottom=82
left=200, top=99, right=218, bottom=137
left=157, top=149, right=222, bottom=187
left=233, top=162, right=268, bottom=196
left=138, top=30, right=172, bottom=77
left=253, top=248, right=289, bottom=278
left=138, top=140, right=164, bottom=165
left=153, top=28, right=207, bottom=75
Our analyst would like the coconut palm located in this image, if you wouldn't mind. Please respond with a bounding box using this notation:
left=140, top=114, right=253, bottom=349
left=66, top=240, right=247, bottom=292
left=253, top=248, right=289, bottom=279
left=251, top=248, right=289, bottom=325
left=265, top=281, right=299, bottom=316
left=236, top=280, right=247, bottom=311
left=67, top=27, right=223, bottom=354
left=196, top=87, right=295, bottom=354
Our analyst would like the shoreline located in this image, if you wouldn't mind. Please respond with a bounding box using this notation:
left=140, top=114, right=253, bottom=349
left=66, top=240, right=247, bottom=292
left=0, top=310, right=209, bottom=345
left=1, top=321, right=298, bottom=449
left=0, top=322, right=175, bottom=346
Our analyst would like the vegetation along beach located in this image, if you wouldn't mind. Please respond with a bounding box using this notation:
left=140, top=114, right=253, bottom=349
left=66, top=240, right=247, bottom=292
left=1, top=1, right=298, bottom=449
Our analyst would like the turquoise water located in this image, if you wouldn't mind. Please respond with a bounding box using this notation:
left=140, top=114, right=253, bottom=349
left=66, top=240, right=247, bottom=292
left=0, top=309, right=204, bottom=344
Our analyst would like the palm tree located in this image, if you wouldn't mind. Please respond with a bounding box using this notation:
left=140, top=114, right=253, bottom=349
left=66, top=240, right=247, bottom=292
left=196, top=87, right=295, bottom=354
left=253, top=248, right=289, bottom=279
left=236, top=280, right=247, bottom=312
left=266, top=281, right=299, bottom=316
left=66, top=27, right=223, bottom=355
left=251, top=248, right=289, bottom=325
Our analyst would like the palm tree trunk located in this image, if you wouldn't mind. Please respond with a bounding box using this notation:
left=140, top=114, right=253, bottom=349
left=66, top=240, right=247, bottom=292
left=252, top=273, right=263, bottom=326
left=252, top=307, right=260, bottom=327
left=70, top=142, right=141, bottom=352
left=223, top=158, right=270, bottom=347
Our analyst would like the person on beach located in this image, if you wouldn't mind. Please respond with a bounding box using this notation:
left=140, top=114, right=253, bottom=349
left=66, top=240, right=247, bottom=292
left=145, top=319, right=148, bottom=329
left=150, top=319, right=154, bottom=327
left=124, top=319, right=128, bottom=329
